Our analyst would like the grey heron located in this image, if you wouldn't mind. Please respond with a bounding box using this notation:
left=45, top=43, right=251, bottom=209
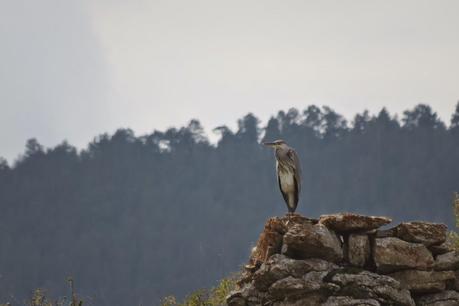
left=263, top=139, right=302, bottom=213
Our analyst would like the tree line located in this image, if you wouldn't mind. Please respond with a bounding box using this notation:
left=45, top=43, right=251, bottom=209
left=1, top=103, right=459, bottom=305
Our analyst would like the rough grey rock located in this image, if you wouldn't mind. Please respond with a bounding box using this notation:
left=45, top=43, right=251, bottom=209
left=268, top=276, right=313, bottom=299
left=388, top=270, right=455, bottom=294
left=226, top=283, right=267, bottom=306
left=374, top=237, right=433, bottom=273
left=323, top=296, right=381, bottom=306
left=305, top=272, right=340, bottom=294
left=248, top=215, right=319, bottom=266
left=268, top=274, right=339, bottom=302
left=434, top=251, right=459, bottom=271
left=415, top=290, right=459, bottom=306
left=281, top=223, right=343, bottom=263
left=429, top=242, right=455, bottom=256
left=394, top=222, right=447, bottom=246
left=319, top=213, right=391, bottom=233
left=226, top=214, right=457, bottom=306
left=271, top=293, right=326, bottom=306
left=327, top=270, right=415, bottom=306
left=252, top=254, right=337, bottom=291
left=226, top=290, right=246, bottom=306
left=375, top=227, right=397, bottom=238
left=248, top=217, right=287, bottom=265
left=345, top=234, right=370, bottom=267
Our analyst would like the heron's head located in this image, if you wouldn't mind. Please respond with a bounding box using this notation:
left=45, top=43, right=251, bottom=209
left=263, top=139, right=287, bottom=149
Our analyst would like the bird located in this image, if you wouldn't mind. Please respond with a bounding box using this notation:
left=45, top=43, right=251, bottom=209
left=263, top=139, right=302, bottom=214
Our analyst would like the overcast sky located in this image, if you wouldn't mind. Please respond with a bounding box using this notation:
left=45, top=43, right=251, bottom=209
left=1, top=0, right=459, bottom=162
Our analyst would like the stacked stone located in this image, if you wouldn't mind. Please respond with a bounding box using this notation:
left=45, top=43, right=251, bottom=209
left=227, top=213, right=459, bottom=306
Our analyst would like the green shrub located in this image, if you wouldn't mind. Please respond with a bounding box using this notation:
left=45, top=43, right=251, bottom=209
left=161, top=276, right=237, bottom=306
left=1, top=278, right=83, bottom=306
left=450, top=192, right=459, bottom=251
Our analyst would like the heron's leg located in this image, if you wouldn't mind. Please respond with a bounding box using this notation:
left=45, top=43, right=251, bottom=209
left=285, top=212, right=293, bottom=224
left=287, top=193, right=297, bottom=213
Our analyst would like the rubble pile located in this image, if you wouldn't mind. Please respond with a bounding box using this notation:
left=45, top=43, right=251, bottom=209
left=227, top=213, right=459, bottom=306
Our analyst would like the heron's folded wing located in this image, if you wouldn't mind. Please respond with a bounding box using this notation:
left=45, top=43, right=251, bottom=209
left=287, top=149, right=302, bottom=193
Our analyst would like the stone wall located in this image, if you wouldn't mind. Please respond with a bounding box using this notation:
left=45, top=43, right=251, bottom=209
left=227, top=213, right=459, bottom=306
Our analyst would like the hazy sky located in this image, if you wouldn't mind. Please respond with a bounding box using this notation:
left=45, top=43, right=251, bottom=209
left=1, top=0, right=459, bottom=162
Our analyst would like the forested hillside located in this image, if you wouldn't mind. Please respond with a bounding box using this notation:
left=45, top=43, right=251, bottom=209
left=1, top=103, right=459, bottom=305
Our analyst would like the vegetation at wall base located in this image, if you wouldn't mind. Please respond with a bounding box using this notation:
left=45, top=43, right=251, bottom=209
left=160, top=277, right=237, bottom=306
left=1, top=278, right=84, bottom=306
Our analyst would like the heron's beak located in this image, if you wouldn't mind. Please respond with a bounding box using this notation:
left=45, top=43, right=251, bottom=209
left=263, top=142, right=275, bottom=147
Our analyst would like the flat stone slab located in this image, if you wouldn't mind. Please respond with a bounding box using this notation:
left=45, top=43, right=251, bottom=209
left=394, top=222, right=447, bottom=246
left=388, top=270, right=455, bottom=294
left=319, top=213, right=391, bottom=233
left=374, top=237, right=433, bottom=273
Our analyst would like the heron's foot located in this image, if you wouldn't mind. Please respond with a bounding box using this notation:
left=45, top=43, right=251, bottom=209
left=285, top=212, right=294, bottom=223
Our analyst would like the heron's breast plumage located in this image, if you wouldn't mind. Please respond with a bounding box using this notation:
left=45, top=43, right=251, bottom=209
left=278, top=168, right=295, bottom=193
